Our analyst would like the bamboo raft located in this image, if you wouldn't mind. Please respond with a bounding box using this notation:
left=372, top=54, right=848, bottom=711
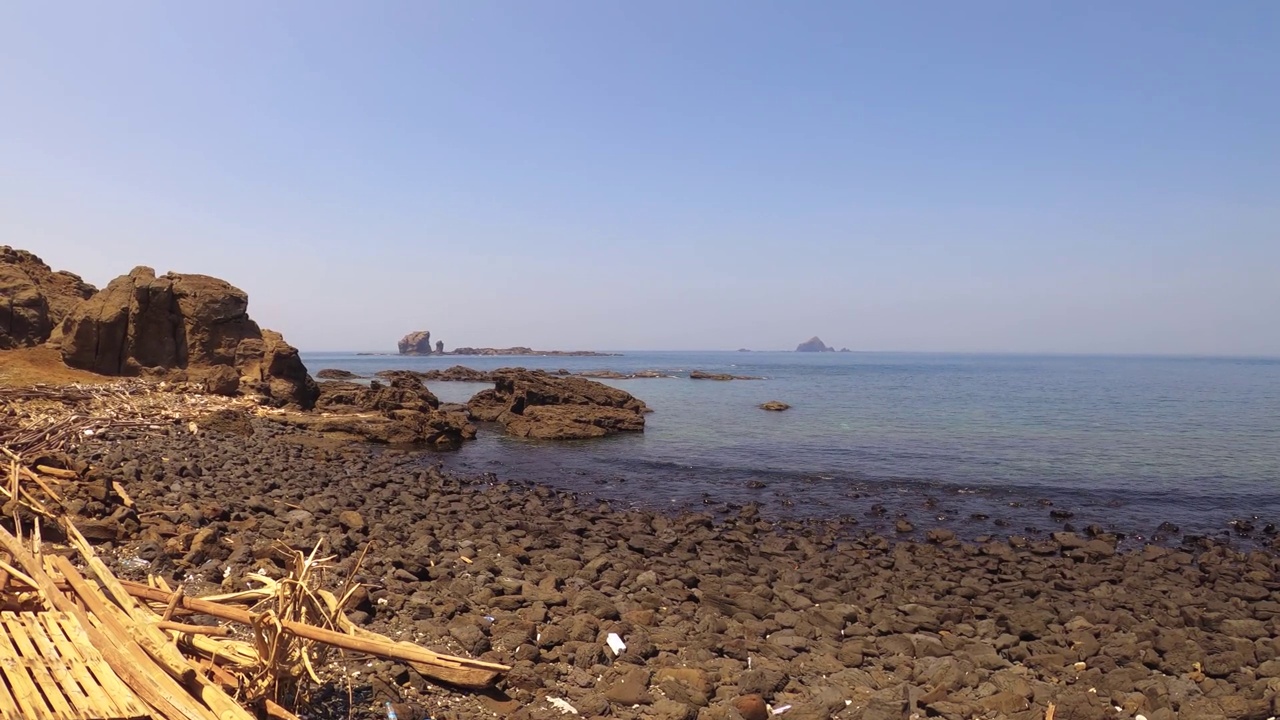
left=0, top=610, right=150, bottom=720
left=0, top=384, right=510, bottom=719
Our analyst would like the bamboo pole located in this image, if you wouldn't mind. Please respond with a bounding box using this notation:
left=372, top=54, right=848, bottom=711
left=119, top=580, right=510, bottom=688
left=58, top=528, right=256, bottom=720
left=56, top=556, right=255, bottom=720
left=157, top=621, right=232, bottom=637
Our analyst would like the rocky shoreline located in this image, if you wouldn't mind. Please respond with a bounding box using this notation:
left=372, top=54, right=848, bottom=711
left=62, top=415, right=1280, bottom=720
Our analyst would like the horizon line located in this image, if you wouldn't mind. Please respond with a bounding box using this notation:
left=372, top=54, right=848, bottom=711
left=296, top=348, right=1280, bottom=361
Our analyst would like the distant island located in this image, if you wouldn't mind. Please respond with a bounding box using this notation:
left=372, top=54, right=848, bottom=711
left=796, top=336, right=852, bottom=352
left=796, top=336, right=834, bottom=352
left=395, top=330, right=619, bottom=357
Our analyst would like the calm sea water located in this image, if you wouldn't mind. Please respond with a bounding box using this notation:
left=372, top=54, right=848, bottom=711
left=301, top=351, right=1280, bottom=541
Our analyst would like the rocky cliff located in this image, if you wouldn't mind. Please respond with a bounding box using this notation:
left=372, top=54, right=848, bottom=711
left=0, top=246, right=96, bottom=349
left=57, top=266, right=318, bottom=408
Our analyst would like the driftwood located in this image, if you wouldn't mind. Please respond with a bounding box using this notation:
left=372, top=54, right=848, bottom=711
left=0, top=524, right=237, bottom=720
left=120, top=580, right=510, bottom=689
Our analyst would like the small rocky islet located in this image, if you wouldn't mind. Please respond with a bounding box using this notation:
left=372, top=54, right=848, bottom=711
left=4, top=246, right=1280, bottom=719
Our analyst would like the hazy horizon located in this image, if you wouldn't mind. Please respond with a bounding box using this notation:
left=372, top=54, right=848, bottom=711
left=4, top=3, right=1277, bottom=356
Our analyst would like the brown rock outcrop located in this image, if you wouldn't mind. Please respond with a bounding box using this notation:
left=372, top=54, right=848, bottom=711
left=416, top=366, right=494, bottom=382
left=398, top=330, right=433, bottom=355
left=315, top=375, right=475, bottom=449
left=689, top=370, right=764, bottom=381
left=57, top=266, right=318, bottom=408
left=0, top=246, right=96, bottom=349
left=316, top=368, right=360, bottom=379
left=467, top=368, right=647, bottom=440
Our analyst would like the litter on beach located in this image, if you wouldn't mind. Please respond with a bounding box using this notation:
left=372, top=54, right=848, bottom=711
left=606, top=632, right=627, bottom=655
left=547, top=696, right=580, bottom=714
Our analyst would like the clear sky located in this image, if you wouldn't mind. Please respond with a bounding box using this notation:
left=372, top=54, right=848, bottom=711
left=2, top=2, right=1277, bottom=354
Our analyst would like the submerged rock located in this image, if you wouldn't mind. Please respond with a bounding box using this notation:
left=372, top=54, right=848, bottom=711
left=690, top=370, right=764, bottom=381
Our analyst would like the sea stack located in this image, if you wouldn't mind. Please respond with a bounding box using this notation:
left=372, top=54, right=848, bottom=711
left=398, top=330, right=433, bottom=355
left=796, top=336, right=835, bottom=352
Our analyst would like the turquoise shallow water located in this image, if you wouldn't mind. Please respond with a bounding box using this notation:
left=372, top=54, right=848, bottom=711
left=301, top=351, right=1280, bottom=540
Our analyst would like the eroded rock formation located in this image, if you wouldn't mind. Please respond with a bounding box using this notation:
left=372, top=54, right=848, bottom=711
left=398, top=330, right=433, bottom=355
left=467, top=368, right=647, bottom=440
left=0, top=246, right=96, bottom=349
left=57, top=266, right=318, bottom=408
left=313, top=375, right=475, bottom=449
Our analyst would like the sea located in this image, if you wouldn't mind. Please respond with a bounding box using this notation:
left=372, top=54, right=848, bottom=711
left=300, top=351, right=1280, bottom=543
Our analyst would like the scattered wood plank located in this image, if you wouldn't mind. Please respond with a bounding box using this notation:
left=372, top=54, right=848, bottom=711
left=120, top=580, right=511, bottom=689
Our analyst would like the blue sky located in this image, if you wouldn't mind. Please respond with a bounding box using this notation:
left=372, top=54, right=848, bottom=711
left=2, top=2, right=1276, bottom=354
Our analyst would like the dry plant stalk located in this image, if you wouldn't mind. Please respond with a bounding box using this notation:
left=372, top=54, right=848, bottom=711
left=0, top=380, right=256, bottom=457
left=211, top=540, right=365, bottom=709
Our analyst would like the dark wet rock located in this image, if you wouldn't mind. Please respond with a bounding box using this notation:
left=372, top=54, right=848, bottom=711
left=689, top=370, right=764, bottom=381
left=316, top=369, right=360, bottom=379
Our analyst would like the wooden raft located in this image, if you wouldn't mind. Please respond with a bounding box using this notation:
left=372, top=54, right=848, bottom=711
left=0, top=611, right=150, bottom=720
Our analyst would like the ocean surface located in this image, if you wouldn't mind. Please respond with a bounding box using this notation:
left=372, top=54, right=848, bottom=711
left=301, top=351, right=1280, bottom=542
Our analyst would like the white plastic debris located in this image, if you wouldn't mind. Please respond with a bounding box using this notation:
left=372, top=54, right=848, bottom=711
left=547, top=697, right=579, bottom=715
left=771, top=704, right=792, bottom=715
left=1135, top=715, right=1149, bottom=720
left=606, top=633, right=627, bottom=656
left=82, top=429, right=95, bottom=436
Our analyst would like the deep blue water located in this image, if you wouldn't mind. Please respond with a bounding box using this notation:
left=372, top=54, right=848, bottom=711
left=301, top=351, right=1280, bottom=541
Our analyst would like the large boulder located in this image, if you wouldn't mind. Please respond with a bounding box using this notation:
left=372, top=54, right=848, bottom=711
left=467, top=368, right=647, bottom=440
left=235, top=330, right=320, bottom=409
left=0, top=246, right=96, bottom=349
left=58, top=266, right=318, bottom=408
left=398, top=330, right=433, bottom=355
left=796, top=336, right=834, bottom=352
